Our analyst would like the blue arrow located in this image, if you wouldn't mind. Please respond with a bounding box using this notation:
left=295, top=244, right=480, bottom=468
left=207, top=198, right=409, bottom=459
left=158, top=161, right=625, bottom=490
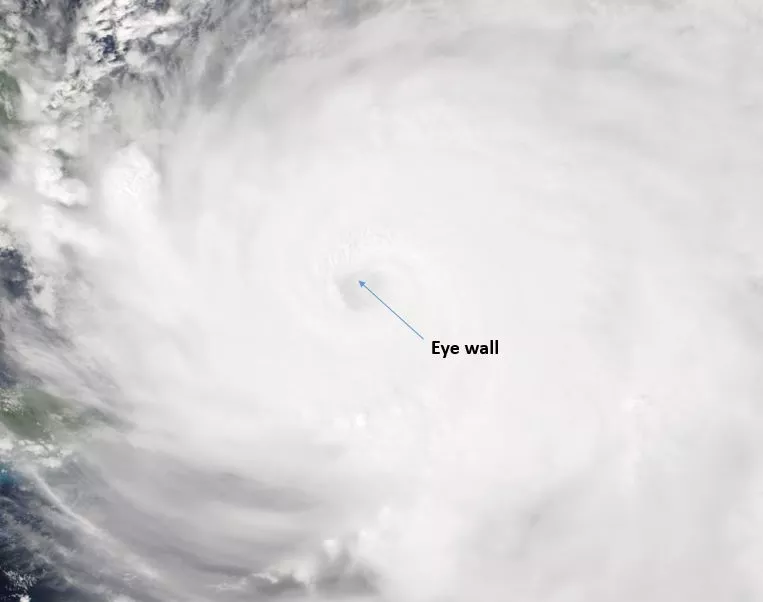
left=359, top=280, right=424, bottom=340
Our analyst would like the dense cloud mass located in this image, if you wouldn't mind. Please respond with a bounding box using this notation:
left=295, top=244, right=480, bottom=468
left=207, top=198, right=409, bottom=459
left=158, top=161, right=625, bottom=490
left=1, top=1, right=763, bottom=600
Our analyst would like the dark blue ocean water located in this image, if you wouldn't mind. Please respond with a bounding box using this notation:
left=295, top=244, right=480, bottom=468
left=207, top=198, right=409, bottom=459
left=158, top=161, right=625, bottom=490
left=0, top=464, right=88, bottom=602
left=0, top=264, right=94, bottom=600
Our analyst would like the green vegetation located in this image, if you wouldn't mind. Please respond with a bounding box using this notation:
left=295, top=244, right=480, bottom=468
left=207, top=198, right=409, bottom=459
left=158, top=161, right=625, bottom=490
left=0, top=387, right=105, bottom=443
left=0, top=69, right=20, bottom=157
left=0, top=69, right=20, bottom=126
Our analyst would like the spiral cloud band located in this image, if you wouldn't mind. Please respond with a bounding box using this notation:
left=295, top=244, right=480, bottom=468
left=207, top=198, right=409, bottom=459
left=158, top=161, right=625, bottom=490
left=2, top=1, right=763, bottom=601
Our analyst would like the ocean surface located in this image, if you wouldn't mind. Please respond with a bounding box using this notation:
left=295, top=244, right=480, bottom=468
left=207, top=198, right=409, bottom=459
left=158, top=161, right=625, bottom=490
left=1, top=1, right=763, bottom=601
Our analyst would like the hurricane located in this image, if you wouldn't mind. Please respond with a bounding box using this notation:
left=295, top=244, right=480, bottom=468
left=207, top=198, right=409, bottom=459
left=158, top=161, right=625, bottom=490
left=1, top=0, right=762, bottom=600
